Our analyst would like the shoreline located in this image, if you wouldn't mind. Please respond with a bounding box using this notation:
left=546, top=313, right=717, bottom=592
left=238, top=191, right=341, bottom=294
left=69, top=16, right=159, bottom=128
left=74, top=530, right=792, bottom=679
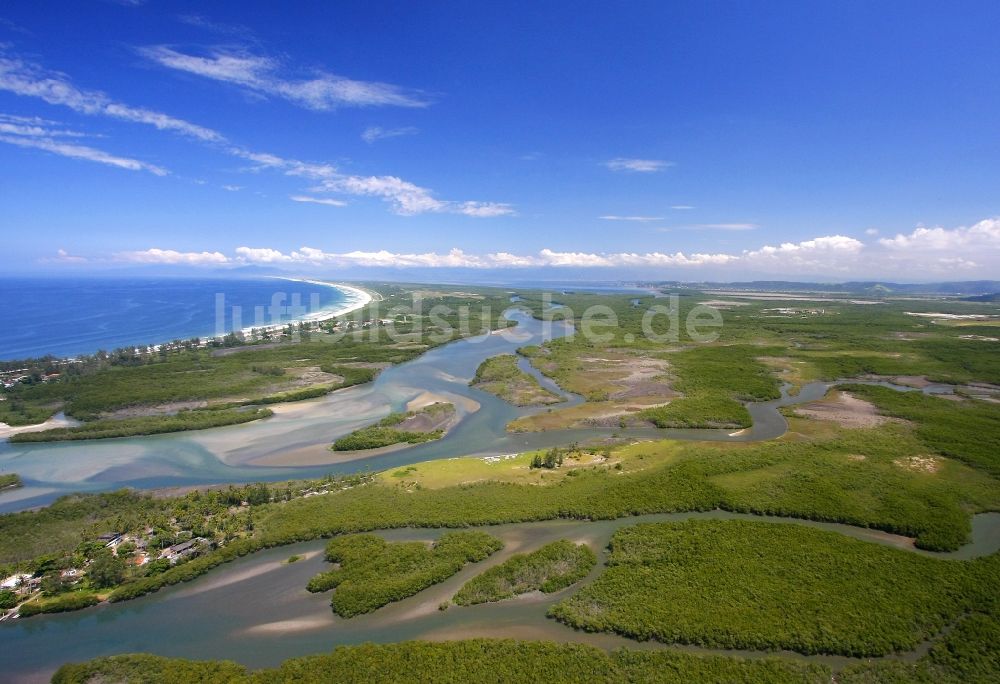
left=236, top=278, right=374, bottom=337
left=0, top=280, right=375, bottom=435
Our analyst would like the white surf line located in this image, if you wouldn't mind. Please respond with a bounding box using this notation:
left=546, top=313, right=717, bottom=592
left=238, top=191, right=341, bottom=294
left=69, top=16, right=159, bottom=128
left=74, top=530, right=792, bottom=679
left=236, top=278, right=374, bottom=336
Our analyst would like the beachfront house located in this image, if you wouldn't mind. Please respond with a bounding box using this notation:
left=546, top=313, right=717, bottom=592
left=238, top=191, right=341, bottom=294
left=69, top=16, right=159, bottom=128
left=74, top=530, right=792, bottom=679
left=159, top=538, right=208, bottom=563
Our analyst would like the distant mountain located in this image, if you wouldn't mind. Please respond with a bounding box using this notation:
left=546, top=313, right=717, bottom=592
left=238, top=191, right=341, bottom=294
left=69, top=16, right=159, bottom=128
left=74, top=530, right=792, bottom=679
left=646, top=280, right=1000, bottom=296
left=962, top=293, right=1000, bottom=302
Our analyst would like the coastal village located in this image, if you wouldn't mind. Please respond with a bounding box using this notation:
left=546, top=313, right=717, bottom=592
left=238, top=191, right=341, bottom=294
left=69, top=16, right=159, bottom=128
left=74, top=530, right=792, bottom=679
left=0, top=473, right=372, bottom=620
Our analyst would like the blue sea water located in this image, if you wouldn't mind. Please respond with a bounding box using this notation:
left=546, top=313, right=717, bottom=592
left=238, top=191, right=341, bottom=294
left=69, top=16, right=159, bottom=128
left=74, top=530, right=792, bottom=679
left=0, top=277, right=354, bottom=360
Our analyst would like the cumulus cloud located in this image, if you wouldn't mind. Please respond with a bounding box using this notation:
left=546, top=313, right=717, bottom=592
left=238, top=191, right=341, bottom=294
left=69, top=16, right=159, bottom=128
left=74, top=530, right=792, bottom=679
left=879, top=218, right=1000, bottom=251
left=361, top=125, right=417, bottom=143
left=868, top=218, right=1000, bottom=275
left=138, top=46, right=429, bottom=110
left=118, top=248, right=229, bottom=265
left=605, top=158, right=672, bottom=173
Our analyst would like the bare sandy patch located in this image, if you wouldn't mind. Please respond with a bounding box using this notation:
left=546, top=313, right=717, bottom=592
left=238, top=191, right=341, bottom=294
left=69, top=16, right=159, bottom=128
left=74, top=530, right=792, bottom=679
left=793, top=391, right=889, bottom=428
left=101, top=400, right=208, bottom=420
left=0, top=413, right=79, bottom=439
left=242, top=616, right=333, bottom=635
left=893, top=455, right=942, bottom=474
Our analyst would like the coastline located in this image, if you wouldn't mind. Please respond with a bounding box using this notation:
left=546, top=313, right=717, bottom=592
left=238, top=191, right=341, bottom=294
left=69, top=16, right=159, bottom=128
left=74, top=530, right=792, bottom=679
left=238, top=278, right=374, bottom=337
left=0, top=280, right=375, bottom=435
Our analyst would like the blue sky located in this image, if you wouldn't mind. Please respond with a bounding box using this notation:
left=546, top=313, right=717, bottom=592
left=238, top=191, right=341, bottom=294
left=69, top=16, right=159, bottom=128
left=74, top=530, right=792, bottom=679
left=1, top=1, right=999, bottom=280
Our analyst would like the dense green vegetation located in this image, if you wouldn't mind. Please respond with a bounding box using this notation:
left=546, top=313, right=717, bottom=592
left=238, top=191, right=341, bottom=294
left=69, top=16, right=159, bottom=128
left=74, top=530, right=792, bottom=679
left=260, top=424, right=998, bottom=552
left=52, top=640, right=833, bottom=683
left=843, top=383, right=1000, bottom=477
left=471, top=353, right=563, bottom=406
left=9, top=407, right=273, bottom=442
left=639, top=395, right=751, bottom=428
left=839, top=603, right=1000, bottom=683
left=331, top=403, right=453, bottom=451
left=3, top=413, right=996, bottom=613
left=306, top=531, right=503, bottom=616
left=453, top=539, right=595, bottom=605
left=0, top=473, right=22, bottom=489
left=17, top=591, right=100, bottom=616
left=549, top=520, right=1000, bottom=656
left=667, top=344, right=783, bottom=401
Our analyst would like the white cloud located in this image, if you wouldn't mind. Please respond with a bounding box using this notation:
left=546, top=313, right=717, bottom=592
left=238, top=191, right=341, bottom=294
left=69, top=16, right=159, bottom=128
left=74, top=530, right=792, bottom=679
left=68, top=217, right=1000, bottom=276
left=0, top=113, right=85, bottom=138
left=2, top=49, right=508, bottom=217
left=138, top=46, right=429, bottom=110
left=454, top=201, right=515, bottom=217
left=361, top=125, right=417, bottom=143
left=0, top=52, right=223, bottom=142
left=599, top=215, right=664, bottom=222
left=221, top=184, right=242, bottom=191
left=233, top=246, right=291, bottom=263
left=42, top=248, right=87, bottom=264
left=0, top=133, right=167, bottom=174
left=671, top=205, right=695, bottom=210
left=879, top=218, right=1000, bottom=251
left=290, top=195, right=347, bottom=207
left=311, top=175, right=514, bottom=217
left=865, top=228, right=879, bottom=236
left=605, top=158, right=672, bottom=173
left=315, top=175, right=445, bottom=215
left=118, top=248, right=229, bottom=265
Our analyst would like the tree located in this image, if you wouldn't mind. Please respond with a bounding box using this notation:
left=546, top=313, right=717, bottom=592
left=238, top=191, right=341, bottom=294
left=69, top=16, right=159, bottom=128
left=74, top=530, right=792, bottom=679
left=41, top=573, right=70, bottom=596
left=88, top=552, right=126, bottom=589
left=0, top=589, right=18, bottom=609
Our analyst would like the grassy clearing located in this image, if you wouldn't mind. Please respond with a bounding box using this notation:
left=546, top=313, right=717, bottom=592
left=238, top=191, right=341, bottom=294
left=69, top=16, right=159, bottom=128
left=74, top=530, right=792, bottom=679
left=471, top=354, right=563, bottom=406
left=52, top=640, right=833, bottom=683
left=453, top=539, right=596, bottom=605
left=306, top=531, right=503, bottom=617
left=842, top=384, right=1000, bottom=477
left=0, top=473, right=22, bottom=489
left=549, top=519, right=1000, bottom=656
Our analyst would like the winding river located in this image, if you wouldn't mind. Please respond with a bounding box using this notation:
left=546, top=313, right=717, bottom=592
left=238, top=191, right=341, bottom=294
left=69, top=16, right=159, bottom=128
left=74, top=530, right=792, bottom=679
left=2, top=308, right=996, bottom=681
left=1, top=309, right=817, bottom=514
left=3, top=510, right=999, bottom=683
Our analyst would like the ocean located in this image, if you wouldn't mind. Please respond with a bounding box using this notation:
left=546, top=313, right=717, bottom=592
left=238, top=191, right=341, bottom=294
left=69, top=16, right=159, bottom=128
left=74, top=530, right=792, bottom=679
left=0, top=276, right=363, bottom=360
